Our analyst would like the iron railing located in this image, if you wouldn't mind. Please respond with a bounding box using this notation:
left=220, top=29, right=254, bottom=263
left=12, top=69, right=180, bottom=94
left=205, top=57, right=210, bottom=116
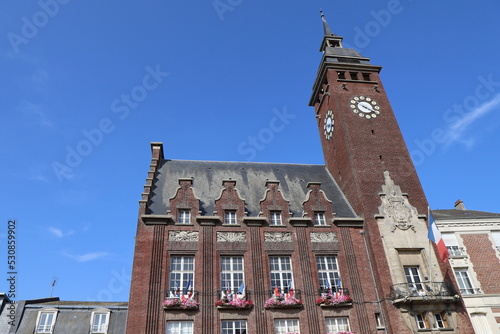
left=390, top=282, right=457, bottom=301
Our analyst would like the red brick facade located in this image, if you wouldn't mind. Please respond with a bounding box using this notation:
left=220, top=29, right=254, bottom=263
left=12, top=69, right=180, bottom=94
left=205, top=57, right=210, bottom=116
left=461, top=234, right=500, bottom=294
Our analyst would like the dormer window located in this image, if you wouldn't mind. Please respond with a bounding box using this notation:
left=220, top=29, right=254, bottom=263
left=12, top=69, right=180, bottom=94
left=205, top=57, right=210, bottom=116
left=314, top=212, right=327, bottom=226
left=178, top=210, right=191, bottom=224
left=224, top=211, right=237, bottom=225
left=270, top=211, right=283, bottom=226
left=91, top=310, right=110, bottom=333
left=36, top=310, right=57, bottom=333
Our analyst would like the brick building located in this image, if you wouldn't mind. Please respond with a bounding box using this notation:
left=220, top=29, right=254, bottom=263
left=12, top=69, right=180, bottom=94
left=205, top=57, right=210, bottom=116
left=434, top=200, right=500, bottom=333
left=125, top=13, right=474, bottom=334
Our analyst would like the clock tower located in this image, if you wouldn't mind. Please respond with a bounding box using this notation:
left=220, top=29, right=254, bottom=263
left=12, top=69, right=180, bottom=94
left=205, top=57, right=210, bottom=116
left=310, top=11, right=427, bottom=217
left=309, top=12, right=474, bottom=333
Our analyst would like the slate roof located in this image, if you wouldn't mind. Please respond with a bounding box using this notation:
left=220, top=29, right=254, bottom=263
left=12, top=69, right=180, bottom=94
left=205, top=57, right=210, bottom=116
left=432, top=209, right=500, bottom=220
left=148, top=160, right=357, bottom=218
left=12, top=299, right=127, bottom=334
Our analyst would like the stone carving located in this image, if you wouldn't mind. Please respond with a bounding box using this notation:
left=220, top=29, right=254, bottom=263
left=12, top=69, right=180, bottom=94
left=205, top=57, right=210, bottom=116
left=379, top=171, right=416, bottom=232
left=264, top=232, right=292, bottom=242
left=217, top=232, right=246, bottom=242
left=310, top=232, right=337, bottom=243
left=169, top=231, right=199, bottom=242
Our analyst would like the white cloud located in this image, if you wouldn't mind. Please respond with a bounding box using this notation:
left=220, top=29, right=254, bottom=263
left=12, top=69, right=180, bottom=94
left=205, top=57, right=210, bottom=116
left=48, top=226, right=74, bottom=238
left=18, top=100, right=53, bottom=128
left=445, top=94, right=500, bottom=147
left=63, top=251, right=110, bottom=262
left=48, top=227, right=63, bottom=238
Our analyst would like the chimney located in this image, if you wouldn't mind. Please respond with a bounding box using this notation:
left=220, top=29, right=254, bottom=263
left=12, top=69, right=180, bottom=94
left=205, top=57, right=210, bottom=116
left=454, top=199, right=466, bottom=210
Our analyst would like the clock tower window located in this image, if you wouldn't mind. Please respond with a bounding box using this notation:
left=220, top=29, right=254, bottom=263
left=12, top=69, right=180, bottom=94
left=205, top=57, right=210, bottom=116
left=337, top=71, right=346, bottom=80
left=349, top=72, right=359, bottom=80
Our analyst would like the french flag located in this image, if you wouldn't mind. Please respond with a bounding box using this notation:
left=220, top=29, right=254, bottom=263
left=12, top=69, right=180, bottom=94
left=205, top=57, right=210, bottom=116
left=428, top=210, right=449, bottom=262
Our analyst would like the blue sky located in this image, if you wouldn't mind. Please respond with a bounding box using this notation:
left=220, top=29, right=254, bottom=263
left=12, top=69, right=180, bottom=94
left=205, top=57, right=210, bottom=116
left=1, top=0, right=500, bottom=302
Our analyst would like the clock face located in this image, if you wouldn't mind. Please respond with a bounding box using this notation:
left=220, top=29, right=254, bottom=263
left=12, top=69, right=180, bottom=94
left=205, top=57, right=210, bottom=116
left=349, top=96, right=380, bottom=119
left=323, top=110, right=334, bottom=140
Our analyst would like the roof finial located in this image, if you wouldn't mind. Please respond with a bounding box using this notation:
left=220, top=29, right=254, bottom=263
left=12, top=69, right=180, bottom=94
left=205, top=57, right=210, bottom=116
left=320, top=9, right=333, bottom=36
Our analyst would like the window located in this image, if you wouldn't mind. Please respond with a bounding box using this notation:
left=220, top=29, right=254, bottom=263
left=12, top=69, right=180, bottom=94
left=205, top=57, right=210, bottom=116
left=325, top=317, right=350, bottom=333
left=454, top=269, right=475, bottom=294
left=269, top=256, right=293, bottom=290
left=316, top=256, right=341, bottom=291
left=221, top=320, right=247, bottom=334
left=362, top=73, right=371, bottom=81
left=169, top=256, right=194, bottom=296
left=224, top=211, right=237, bottom=225
left=337, top=71, right=346, bottom=80
left=404, top=266, right=423, bottom=291
left=433, top=312, right=448, bottom=329
left=349, top=72, right=358, bottom=80
left=178, top=210, right=191, bottom=224
left=314, top=212, right=326, bottom=226
left=220, top=256, right=244, bottom=293
left=442, top=233, right=464, bottom=257
left=274, top=319, right=299, bottom=334
left=90, top=311, right=109, bottom=333
left=375, top=313, right=384, bottom=328
left=270, top=211, right=282, bottom=225
left=36, top=311, right=57, bottom=333
left=167, top=321, right=193, bottom=334
left=415, top=313, right=429, bottom=329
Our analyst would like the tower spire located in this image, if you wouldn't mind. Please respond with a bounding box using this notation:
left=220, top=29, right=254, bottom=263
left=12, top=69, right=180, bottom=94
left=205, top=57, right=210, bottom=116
left=320, top=10, right=333, bottom=36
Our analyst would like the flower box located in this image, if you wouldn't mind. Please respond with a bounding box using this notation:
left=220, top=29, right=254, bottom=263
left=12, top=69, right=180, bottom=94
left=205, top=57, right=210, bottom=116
left=316, top=294, right=352, bottom=307
left=264, top=296, right=303, bottom=309
left=162, top=298, right=199, bottom=310
left=215, top=298, right=254, bottom=309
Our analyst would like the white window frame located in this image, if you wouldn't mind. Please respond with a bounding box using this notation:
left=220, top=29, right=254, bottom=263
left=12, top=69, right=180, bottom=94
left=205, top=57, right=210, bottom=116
left=35, top=309, right=58, bottom=334
left=325, top=317, right=350, bottom=333
left=314, top=212, right=326, bottom=226
left=224, top=211, right=237, bottom=225
left=415, top=313, right=429, bottom=329
left=166, top=321, right=193, bottom=334
left=454, top=268, right=475, bottom=294
left=269, top=256, right=293, bottom=291
left=220, top=256, right=244, bottom=293
left=433, top=312, right=448, bottom=329
left=169, top=256, right=195, bottom=296
left=90, top=309, right=110, bottom=333
left=178, top=210, right=191, bottom=224
left=221, top=320, right=247, bottom=334
left=316, top=256, right=341, bottom=291
left=270, top=211, right=283, bottom=225
left=274, top=319, right=299, bottom=334
left=404, top=266, right=423, bottom=291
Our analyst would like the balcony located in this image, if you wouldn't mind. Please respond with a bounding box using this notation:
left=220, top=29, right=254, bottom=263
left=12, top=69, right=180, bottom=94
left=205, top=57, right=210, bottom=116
left=390, top=282, right=459, bottom=304
left=162, top=289, right=199, bottom=310
left=215, top=289, right=254, bottom=309
left=447, top=246, right=467, bottom=258
left=316, top=287, right=352, bottom=307
left=264, top=288, right=302, bottom=309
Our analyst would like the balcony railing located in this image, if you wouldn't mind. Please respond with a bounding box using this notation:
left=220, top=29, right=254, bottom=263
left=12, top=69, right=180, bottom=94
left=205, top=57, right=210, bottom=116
left=164, top=288, right=199, bottom=300
left=390, top=282, right=458, bottom=303
left=267, top=288, right=301, bottom=300
left=318, top=287, right=350, bottom=296
left=216, top=289, right=253, bottom=309
left=447, top=246, right=467, bottom=258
